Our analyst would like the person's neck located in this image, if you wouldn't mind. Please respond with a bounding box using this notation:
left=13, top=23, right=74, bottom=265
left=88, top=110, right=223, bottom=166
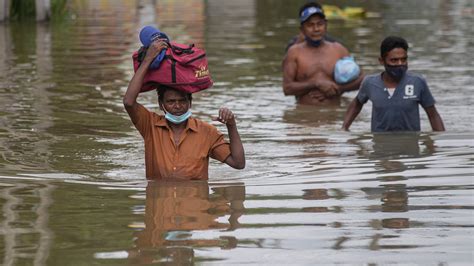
left=382, top=72, right=399, bottom=87
left=305, top=38, right=325, bottom=48
left=167, top=120, right=187, bottom=132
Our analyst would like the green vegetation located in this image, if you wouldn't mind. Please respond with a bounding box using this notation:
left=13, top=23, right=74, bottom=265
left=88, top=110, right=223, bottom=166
left=10, top=0, right=35, bottom=20
left=52, top=0, right=68, bottom=17
left=10, top=0, right=69, bottom=21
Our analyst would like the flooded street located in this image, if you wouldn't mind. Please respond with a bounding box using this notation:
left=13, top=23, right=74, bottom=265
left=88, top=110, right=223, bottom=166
left=0, top=0, right=473, bottom=265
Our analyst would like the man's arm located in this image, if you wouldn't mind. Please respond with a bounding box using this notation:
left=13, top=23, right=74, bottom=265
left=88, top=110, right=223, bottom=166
left=336, top=70, right=365, bottom=94
left=282, top=47, right=318, bottom=97
left=213, top=108, right=245, bottom=169
left=333, top=43, right=364, bottom=94
left=123, top=41, right=168, bottom=123
left=424, top=105, right=445, bottom=131
left=342, top=98, right=364, bottom=131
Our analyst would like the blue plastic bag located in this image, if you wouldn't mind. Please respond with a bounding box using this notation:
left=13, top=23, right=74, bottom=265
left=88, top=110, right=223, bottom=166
left=334, top=56, right=360, bottom=84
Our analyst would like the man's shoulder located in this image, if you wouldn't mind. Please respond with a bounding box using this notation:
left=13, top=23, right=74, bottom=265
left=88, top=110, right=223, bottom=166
left=363, top=73, right=382, bottom=84
left=287, top=42, right=306, bottom=55
left=153, top=112, right=165, bottom=120
left=358, top=73, right=383, bottom=92
left=327, top=40, right=345, bottom=49
left=134, top=104, right=160, bottom=117
left=132, top=103, right=162, bottom=124
left=149, top=112, right=167, bottom=126
left=365, top=73, right=381, bottom=79
left=289, top=41, right=336, bottom=57
left=405, top=71, right=427, bottom=82
left=189, top=117, right=219, bottom=133
left=326, top=41, right=349, bottom=54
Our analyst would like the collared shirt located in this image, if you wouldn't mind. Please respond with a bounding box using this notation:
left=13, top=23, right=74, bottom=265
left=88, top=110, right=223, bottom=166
left=132, top=104, right=231, bottom=180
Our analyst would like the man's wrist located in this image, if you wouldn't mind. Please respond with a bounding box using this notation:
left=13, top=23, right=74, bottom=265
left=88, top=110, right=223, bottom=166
left=141, top=58, right=154, bottom=66
left=311, top=80, right=320, bottom=90
left=226, top=122, right=237, bottom=128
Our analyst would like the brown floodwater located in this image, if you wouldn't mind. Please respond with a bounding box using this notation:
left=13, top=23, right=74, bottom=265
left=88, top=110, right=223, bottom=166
left=0, top=0, right=473, bottom=265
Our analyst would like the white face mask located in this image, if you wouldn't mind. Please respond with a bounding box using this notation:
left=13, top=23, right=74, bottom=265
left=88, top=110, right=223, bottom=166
left=162, top=106, right=192, bottom=124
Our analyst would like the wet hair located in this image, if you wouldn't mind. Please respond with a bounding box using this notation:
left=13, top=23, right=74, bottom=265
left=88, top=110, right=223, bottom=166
left=380, top=36, right=409, bottom=58
left=156, top=85, right=192, bottom=103
left=299, top=1, right=325, bottom=19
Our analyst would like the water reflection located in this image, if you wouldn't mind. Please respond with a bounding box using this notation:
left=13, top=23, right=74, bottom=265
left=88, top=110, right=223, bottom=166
left=0, top=24, right=11, bottom=75
left=282, top=102, right=349, bottom=129
left=129, top=181, right=245, bottom=264
left=364, top=182, right=413, bottom=250
left=349, top=133, right=437, bottom=169
left=302, top=188, right=346, bottom=214
left=302, top=188, right=330, bottom=213
left=0, top=22, right=56, bottom=176
left=155, top=0, right=206, bottom=45
left=0, top=181, right=55, bottom=266
left=381, top=184, right=409, bottom=213
left=356, top=134, right=431, bottom=250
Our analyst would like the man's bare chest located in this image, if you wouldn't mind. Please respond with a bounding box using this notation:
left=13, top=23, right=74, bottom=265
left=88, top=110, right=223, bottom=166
left=297, top=56, right=336, bottom=80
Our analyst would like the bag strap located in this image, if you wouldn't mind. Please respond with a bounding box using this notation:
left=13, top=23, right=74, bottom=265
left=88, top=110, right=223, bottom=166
left=171, top=60, right=177, bottom=83
left=171, top=44, right=195, bottom=55
left=138, top=43, right=195, bottom=63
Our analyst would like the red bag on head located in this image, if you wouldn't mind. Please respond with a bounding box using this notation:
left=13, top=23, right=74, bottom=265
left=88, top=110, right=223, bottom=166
left=132, top=42, right=213, bottom=93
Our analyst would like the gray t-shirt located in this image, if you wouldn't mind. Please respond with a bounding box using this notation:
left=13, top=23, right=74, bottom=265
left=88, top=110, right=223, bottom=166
left=357, top=72, right=436, bottom=132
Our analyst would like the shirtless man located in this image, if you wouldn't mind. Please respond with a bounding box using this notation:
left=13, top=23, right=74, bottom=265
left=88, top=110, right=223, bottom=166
left=282, top=2, right=364, bottom=105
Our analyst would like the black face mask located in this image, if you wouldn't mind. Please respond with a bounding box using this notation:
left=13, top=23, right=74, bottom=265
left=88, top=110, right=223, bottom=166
left=384, top=64, right=408, bottom=81
left=305, top=36, right=323, bottom=47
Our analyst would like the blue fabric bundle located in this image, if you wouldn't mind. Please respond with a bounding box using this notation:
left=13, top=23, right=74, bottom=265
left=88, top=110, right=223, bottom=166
left=139, top=26, right=169, bottom=69
left=334, top=56, right=360, bottom=84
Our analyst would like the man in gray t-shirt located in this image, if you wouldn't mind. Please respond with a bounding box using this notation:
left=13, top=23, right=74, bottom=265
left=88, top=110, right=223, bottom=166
left=342, top=36, right=445, bottom=132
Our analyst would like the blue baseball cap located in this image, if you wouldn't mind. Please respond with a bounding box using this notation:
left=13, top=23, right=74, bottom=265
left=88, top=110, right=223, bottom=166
left=139, top=26, right=169, bottom=47
left=300, top=6, right=325, bottom=24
